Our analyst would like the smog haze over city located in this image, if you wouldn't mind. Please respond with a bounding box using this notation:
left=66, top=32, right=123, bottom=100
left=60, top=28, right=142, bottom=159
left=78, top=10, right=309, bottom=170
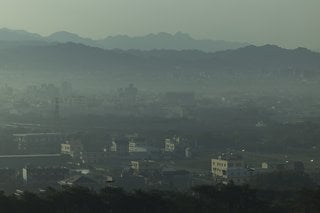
left=0, top=1, right=320, bottom=212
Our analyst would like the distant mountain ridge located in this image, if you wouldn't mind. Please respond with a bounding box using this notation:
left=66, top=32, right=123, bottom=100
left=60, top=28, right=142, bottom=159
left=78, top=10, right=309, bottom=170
left=95, top=32, right=249, bottom=52
left=0, top=41, right=319, bottom=76
left=0, top=40, right=320, bottom=91
left=0, top=28, right=42, bottom=41
left=0, top=28, right=249, bottom=52
left=211, top=45, right=320, bottom=70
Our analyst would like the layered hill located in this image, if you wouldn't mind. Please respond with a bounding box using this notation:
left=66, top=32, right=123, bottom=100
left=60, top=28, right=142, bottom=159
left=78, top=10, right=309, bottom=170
left=0, top=39, right=319, bottom=91
left=0, top=28, right=248, bottom=52
left=0, top=42, right=319, bottom=75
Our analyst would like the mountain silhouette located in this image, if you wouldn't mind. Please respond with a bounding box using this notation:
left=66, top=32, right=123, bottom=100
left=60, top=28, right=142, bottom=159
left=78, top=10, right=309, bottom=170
left=0, top=28, right=248, bottom=52
left=0, top=28, right=42, bottom=41
left=0, top=41, right=319, bottom=78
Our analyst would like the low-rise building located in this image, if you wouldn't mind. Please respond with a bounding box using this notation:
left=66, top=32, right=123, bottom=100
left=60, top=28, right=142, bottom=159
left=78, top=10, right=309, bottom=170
left=128, top=141, right=137, bottom=153
left=164, top=136, right=180, bottom=152
left=211, top=154, right=249, bottom=185
left=61, top=140, right=83, bottom=159
left=110, top=138, right=128, bottom=155
left=130, top=160, right=160, bottom=176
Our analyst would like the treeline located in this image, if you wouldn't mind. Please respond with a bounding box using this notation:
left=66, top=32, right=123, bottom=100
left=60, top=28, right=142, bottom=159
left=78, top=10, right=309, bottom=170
left=1, top=184, right=320, bottom=213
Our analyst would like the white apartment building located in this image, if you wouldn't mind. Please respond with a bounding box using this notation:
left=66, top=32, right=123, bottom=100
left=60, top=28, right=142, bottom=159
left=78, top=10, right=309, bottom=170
left=211, top=154, right=249, bottom=185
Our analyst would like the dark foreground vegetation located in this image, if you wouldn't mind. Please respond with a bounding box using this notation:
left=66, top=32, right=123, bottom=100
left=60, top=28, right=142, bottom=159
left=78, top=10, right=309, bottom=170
left=1, top=185, right=320, bottom=213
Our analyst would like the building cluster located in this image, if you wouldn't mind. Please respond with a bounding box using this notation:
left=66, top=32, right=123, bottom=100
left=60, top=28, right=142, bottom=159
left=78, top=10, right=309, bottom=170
left=211, top=153, right=306, bottom=185
left=0, top=127, right=312, bottom=194
left=0, top=132, right=197, bottom=193
left=0, top=82, right=316, bottom=193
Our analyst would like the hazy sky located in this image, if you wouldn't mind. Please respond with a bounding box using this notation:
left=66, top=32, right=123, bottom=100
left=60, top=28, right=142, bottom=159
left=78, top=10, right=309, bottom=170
left=0, top=0, right=319, bottom=49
